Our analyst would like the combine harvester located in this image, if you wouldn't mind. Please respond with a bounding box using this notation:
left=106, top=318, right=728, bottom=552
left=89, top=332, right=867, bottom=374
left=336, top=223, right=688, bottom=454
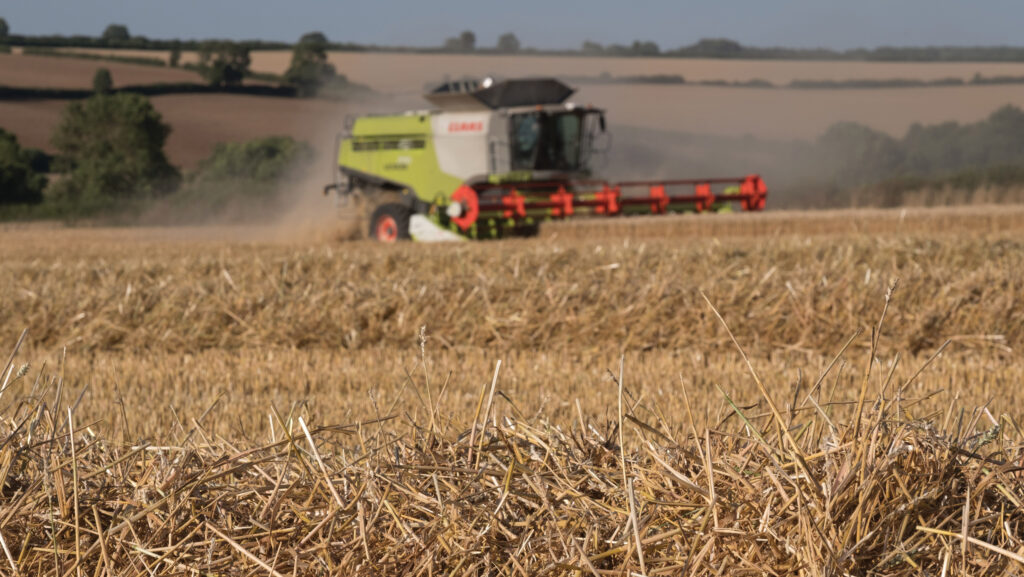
left=324, top=78, right=767, bottom=242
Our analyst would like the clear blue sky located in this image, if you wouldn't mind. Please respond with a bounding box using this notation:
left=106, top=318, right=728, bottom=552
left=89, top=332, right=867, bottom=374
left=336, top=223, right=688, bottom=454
left=4, top=0, right=1023, bottom=50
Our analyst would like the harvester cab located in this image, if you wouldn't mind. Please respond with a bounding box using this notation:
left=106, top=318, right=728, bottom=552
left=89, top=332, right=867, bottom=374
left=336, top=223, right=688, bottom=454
left=324, top=77, right=767, bottom=242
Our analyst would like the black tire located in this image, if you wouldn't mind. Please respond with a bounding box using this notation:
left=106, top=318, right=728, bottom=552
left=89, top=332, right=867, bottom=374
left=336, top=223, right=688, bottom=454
left=516, top=222, right=541, bottom=238
left=368, top=203, right=411, bottom=243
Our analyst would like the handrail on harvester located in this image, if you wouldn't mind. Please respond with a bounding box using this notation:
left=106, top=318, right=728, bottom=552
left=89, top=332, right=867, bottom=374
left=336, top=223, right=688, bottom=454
left=468, top=174, right=767, bottom=224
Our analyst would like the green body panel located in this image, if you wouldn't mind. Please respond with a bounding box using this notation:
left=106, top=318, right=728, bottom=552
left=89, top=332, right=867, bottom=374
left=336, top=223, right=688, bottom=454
left=338, top=115, right=463, bottom=205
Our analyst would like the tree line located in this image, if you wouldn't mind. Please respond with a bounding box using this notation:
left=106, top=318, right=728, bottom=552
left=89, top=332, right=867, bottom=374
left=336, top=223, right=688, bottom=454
left=0, top=20, right=363, bottom=52
left=184, top=32, right=364, bottom=97
left=580, top=38, right=1024, bottom=61
left=7, top=19, right=1024, bottom=62
left=2, top=23, right=368, bottom=100
left=812, top=105, right=1024, bottom=187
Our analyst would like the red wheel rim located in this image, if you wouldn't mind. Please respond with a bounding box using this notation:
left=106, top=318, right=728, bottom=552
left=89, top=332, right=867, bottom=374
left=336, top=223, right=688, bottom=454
left=375, top=215, right=398, bottom=242
left=451, top=185, right=479, bottom=231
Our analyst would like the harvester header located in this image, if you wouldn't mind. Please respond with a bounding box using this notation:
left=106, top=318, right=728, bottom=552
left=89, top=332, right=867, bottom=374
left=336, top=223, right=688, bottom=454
left=324, top=77, right=767, bottom=241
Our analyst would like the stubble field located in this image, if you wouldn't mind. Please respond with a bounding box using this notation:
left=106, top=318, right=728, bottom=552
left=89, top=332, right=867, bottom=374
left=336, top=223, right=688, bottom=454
left=4, top=47, right=1024, bottom=573
left=5, top=206, right=1023, bottom=434
left=1, top=207, right=1022, bottom=574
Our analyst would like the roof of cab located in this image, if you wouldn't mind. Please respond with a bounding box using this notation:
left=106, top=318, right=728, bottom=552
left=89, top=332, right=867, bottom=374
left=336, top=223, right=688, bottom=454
left=424, top=78, right=575, bottom=111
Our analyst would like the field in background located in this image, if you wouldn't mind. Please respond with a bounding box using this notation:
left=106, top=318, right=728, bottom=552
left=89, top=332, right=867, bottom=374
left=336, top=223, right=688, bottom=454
left=6, top=51, right=1024, bottom=161
left=57, top=49, right=1024, bottom=89
left=316, top=52, right=1024, bottom=90
left=0, top=91, right=404, bottom=169
left=9, top=82, right=1024, bottom=170
left=0, top=52, right=418, bottom=168
left=3, top=207, right=1023, bottom=574
left=574, top=82, right=1024, bottom=139
left=0, top=52, right=200, bottom=89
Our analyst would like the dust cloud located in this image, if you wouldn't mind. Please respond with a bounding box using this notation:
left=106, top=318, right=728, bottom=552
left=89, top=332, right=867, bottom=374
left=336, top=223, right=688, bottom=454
left=130, top=93, right=427, bottom=244
left=263, top=93, right=426, bottom=243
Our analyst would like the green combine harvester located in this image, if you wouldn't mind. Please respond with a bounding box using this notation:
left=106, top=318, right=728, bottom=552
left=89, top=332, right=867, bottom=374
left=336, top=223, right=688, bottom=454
left=323, top=78, right=767, bottom=242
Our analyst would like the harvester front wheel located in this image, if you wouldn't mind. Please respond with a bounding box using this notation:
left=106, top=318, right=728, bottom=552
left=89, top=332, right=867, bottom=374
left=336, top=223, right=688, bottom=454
left=369, top=204, right=411, bottom=243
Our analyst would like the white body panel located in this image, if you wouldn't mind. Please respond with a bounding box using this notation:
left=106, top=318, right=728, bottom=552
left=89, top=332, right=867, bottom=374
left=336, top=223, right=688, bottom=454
left=431, top=112, right=494, bottom=182
left=409, top=214, right=466, bottom=242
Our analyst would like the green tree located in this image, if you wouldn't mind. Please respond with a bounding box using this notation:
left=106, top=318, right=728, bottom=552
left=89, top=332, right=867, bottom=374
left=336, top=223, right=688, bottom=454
left=816, top=122, right=904, bottom=185
left=684, top=38, right=743, bottom=58
left=0, top=128, right=47, bottom=205
left=443, top=30, right=476, bottom=52
left=496, top=33, right=520, bottom=53
left=193, top=136, right=313, bottom=182
left=102, top=24, right=130, bottom=44
left=168, top=136, right=314, bottom=221
left=169, top=43, right=181, bottom=67
left=298, top=31, right=328, bottom=47
left=460, top=30, right=476, bottom=51
left=50, top=93, right=179, bottom=204
left=962, top=105, right=1024, bottom=167
left=631, top=40, right=660, bottom=56
left=92, top=68, right=113, bottom=94
left=0, top=18, right=9, bottom=40
left=197, top=42, right=251, bottom=87
left=284, top=31, right=337, bottom=96
left=581, top=40, right=603, bottom=54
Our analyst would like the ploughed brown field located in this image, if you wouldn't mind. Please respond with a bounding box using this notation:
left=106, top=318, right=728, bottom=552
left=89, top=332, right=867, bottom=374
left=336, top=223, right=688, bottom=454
left=0, top=52, right=201, bottom=88
left=2, top=207, right=1023, bottom=574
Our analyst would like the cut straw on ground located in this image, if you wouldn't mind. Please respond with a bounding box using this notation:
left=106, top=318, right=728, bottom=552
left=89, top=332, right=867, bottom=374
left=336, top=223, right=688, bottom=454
left=0, top=322, right=1020, bottom=576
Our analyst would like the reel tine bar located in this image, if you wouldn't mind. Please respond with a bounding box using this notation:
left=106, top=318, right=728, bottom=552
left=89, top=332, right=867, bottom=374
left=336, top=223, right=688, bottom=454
left=471, top=174, right=766, bottom=222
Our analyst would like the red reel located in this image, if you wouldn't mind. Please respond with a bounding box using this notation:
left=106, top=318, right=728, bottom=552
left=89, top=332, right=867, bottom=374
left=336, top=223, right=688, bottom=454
left=695, top=183, right=715, bottom=213
left=740, top=175, right=767, bottom=212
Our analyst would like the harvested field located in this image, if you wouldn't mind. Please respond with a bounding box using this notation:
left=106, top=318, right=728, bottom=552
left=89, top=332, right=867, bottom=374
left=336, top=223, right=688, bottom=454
left=3, top=39, right=1022, bottom=575
left=237, top=51, right=1024, bottom=91
left=3, top=206, right=1022, bottom=429
left=3, top=339, right=1023, bottom=575
left=5, top=210, right=1023, bottom=356
left=58, top=49, right=1024, bottom=88
left=2, top=206, right=1023, bottom=575
left=542, top=204, right=1024, bottom=238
